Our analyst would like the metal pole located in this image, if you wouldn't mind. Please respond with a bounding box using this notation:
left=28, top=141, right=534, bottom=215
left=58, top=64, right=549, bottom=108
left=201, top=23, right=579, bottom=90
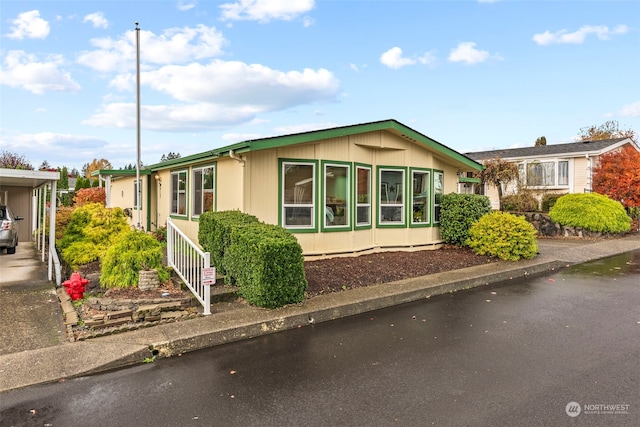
left=135, top=21, right=142, bottom=229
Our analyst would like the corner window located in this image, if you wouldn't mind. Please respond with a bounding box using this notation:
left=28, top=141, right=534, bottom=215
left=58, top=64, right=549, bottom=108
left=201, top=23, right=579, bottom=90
left=282, top=161, right=316, bottom=229
left=411, top=170, right=430, bottom=225
left=323, top=162, right=350, bottom=230
left=356, top=165, right=371, bottom=227
left=171, top=170, right=187, bottom=216
left=192, top=166, right=215, bottom=217
left=433, top=171, right=443, bottom=224
left=379, top=168, right=405, bottom=225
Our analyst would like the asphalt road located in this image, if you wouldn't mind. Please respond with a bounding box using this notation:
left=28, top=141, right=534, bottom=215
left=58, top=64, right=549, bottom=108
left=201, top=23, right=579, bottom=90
left=1, top=251, right=639, bottom=427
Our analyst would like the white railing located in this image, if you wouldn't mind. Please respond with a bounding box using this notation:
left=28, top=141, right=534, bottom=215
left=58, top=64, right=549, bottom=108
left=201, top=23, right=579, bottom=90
left=166, top=218, right=213, bottom=315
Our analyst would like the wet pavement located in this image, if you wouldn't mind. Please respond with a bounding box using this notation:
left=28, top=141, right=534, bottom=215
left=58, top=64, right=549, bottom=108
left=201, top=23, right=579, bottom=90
left=0, top=246, right=65, bottom=355
left=1, top=250, right=638, bottom=426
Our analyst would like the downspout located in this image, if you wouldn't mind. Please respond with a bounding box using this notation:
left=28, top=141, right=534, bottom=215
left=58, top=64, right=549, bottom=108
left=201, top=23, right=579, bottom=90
left=229, top=149, right=246, bottom=167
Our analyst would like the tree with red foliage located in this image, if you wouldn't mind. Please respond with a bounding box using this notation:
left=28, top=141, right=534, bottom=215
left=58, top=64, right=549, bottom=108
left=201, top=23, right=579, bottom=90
left=74, top=187, right=106, bottom=206
left=592, top=145, right=640, bottom=208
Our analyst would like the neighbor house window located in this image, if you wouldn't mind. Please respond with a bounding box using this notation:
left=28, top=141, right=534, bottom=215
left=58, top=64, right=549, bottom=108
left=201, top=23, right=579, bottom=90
left=323, top=162, right=350, bottom=229
left=411, top=169, right=430, bottom=225
left=433, top=171, right=443, bottom=224
left=282, top=161, right=316, bottom=229
left=133, top=179, right=141, bottom=210
left=192, top=166, right=215, bottom=217
left=171, top=170, right=187, bottom=216
left=520, top=160, right=570, bottom=187
left=379, top=168, right=405, bottom=225
left=356, top=165, right=371, bottom=227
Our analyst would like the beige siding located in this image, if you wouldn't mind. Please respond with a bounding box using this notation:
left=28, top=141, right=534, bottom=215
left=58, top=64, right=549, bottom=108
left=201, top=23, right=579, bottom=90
left=0, top=186, right=32, bottom=241
left=573, top=156, right=592, bottom=193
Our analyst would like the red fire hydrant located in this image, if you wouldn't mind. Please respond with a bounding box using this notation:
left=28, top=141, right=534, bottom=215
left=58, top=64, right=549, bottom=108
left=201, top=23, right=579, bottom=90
left=62, top=272, right=90, bottom=300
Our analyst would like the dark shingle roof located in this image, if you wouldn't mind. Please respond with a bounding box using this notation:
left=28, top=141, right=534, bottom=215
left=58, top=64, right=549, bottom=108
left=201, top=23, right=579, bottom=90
left=466, top=137, right=629, bottom=161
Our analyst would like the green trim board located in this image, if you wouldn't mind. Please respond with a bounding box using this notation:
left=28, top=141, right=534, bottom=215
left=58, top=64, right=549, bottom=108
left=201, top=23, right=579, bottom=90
left=458, top=176, right=481, bottom=183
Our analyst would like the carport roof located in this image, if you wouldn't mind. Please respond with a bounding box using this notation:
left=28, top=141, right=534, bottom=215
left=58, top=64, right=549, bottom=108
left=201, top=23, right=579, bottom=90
left=0, top=168, right=60, bottom=188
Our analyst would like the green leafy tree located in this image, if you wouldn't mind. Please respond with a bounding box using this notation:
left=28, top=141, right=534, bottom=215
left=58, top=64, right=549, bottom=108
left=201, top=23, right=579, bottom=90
left=534, top=136, right=547, bottom=147
left=0, top=151, right=33, bottom=170
left=578, top=120, right=635, bottom=142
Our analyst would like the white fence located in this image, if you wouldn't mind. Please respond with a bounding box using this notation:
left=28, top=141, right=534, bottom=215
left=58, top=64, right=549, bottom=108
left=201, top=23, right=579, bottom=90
left=166, top=218, right=213, bottom=315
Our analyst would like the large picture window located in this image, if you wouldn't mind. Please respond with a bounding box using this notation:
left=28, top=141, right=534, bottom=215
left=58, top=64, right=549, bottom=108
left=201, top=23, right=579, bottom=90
left=323, top=162, right=350, bottom=229
left=433, top=171, right=443, bottom=224
left=192, top=166, right=215, bottom=217
left=411, top=170, right=430, bottom=225
left=356, top=165, right=371, bottom=227
left=282, top=161, right=316, bottom=229
left=379, top=168, right=405, bottom=225
left=519, top=160, right=570, bottom=187
left=171, top=170, right=187, bottom=216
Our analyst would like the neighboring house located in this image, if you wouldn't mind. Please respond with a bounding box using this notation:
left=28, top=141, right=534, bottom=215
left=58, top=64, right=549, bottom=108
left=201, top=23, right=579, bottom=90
left=466, top=137, right=640, bottom=209
left=97, top=120, right=482, bottom=257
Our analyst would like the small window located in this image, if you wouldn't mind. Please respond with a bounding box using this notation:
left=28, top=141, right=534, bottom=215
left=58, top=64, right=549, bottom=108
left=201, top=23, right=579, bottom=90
left=171, top=170, right=187, bottom=216
left=282, top=161, right=315, bottom=229
left=379, top=168, right=405, bottom=225
left=411, top=170, right=430, bottom=225
left=558, top=161, right=569, bottom=186
left=356, top=165, right=371, bottom=227
left=323, top=162, right=350, bottom=229
left=133, top=179, right=141, bottom=210
left=433, top=171, right=443, bottom=224
left=192, top=166, right=215, bottom=217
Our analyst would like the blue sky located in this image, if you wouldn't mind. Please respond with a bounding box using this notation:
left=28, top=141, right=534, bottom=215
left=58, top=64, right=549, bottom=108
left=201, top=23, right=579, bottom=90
left=1, top=0, right=639, bottom=172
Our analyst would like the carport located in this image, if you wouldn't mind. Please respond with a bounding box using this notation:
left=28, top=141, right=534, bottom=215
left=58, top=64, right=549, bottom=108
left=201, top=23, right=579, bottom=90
left=0, top=168, right=62, bottom=286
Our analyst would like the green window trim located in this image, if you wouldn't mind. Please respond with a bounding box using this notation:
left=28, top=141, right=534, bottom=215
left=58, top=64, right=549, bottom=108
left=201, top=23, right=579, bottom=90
left=321, top=160, right=352, bottom=232
left=170, top=170, right=188, bottom=217
left=410, top=168, right=431, bottom=227
left=354, top=163, right=372, bottom=230
left=433, top=170, right=444, bottom=224
left=279, top=159, right=319, bottom=233
left=191, top=164, right=217, bottom=219
left=377, top=166, right=407, bottom=228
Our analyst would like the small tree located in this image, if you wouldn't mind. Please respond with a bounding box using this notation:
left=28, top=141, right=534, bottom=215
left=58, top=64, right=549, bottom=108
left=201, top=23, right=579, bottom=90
left=0, top=151, right=33, bottom=170
left=74, top=187, right=106, bottom=206
left=592, top=145, right=640, bottom=209
left=578, top=120, right=635, bottom=142
left=83, top=158, right=113, bottom=178
left=474, top=157, right=520, bottom=210
left=534, top=136, right=547, bottom=147
left=160, top=152, right=181, bottom=162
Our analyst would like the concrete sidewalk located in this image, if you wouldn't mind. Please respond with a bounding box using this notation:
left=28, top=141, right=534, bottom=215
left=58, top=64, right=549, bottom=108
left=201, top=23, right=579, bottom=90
left=1, top=234, right=639, bottom=393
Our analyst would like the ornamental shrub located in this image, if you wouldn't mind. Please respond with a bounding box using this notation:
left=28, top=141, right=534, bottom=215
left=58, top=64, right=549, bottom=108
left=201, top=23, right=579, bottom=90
left=57, top=203, right=129, bottom=268
left=541, top=193, right=565, bottom=212
left=100, top=229, right=170, bottom=289
left=466, top=211, right=538, bottom=261
left=198, top=210, right=260, bottom=276
left=549, top=193, right=631, bottom=233
left=440, top=193, right=491, bottom=246
left=501, top=192, right=539, bottom=212
left=225, top=222, right=307, bottom=308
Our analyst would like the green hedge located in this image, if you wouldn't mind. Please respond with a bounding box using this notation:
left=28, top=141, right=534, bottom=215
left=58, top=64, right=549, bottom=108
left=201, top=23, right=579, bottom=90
left=100, top=229, right=170, bottom=289
left=549, top=193, right=631, bottom=233
left=440, top=193, right=491, bottom=246
left=466, top=211, right=538, bottom=261
left=198, top=210, right=259, bottom=276
left=225, top=222, right=307, bottom=308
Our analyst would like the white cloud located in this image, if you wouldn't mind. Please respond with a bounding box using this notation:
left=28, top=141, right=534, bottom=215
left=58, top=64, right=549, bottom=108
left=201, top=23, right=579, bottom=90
left=83, top=12, right=109, bottom=29
left=380, top=47, right=416, bottom=69
left=220, top=0, right=315, bottom=23
left=0, top=50, right=81, bottom=94
left=178, top=1, right=197, bottom=11
left=142, top=60, right=340, bottom=108
left=448, top=42, right=490, bottom=65
left=418, top=51, right=438, bottom=67
left=6, top=10, right=50, bottom=40
left=77, top=25, right=226, bottom=72
left=532, top=25, right=628, bottom=45
left=620, top=101, right=640, bottom=117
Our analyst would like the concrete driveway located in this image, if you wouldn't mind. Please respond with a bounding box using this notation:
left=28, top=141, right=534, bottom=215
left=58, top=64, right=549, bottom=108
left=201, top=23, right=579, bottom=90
left=0, top=244, right=66, bottom=355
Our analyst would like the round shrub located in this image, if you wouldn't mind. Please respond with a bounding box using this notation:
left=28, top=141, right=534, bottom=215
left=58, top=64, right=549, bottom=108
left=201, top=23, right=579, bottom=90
left=466, top=211, right=538, bottom=261
left=100, top=229, right=170, bottom=289
left=549, top=193, right=631, bottom=233
left=440, top=194, right=491, bottom=246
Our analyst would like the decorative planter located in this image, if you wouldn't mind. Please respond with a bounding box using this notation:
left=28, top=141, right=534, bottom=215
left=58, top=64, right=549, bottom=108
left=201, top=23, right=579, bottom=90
left=138, top=269, right=161, bottom=291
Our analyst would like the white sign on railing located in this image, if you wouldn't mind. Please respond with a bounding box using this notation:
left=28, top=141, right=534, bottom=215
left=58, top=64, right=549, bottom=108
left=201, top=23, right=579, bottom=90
left=202, top=267, right=216, bottom=286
